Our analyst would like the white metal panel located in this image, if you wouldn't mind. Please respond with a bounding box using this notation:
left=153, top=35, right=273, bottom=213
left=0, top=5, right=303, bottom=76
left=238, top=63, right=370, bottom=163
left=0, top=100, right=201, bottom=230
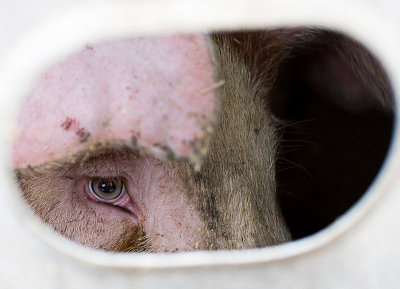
left=0, top=0, right=399, bottom=288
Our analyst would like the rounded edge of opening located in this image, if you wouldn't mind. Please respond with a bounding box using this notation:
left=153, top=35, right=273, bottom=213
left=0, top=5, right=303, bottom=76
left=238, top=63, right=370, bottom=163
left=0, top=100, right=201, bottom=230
left=1, top=0, right=399, bottom=270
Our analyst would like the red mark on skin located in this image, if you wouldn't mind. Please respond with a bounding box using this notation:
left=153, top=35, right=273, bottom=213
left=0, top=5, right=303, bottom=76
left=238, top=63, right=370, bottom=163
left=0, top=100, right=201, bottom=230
left=61, top=117, right=90, bottom=143
left=61, top=117, right=76, bottom=131
left=75, top=127, right=91, bottom=143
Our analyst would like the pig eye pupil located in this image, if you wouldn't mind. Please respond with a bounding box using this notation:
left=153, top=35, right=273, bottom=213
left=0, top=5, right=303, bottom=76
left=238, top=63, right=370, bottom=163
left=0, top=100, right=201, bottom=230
left=89, top=177, right=124, bottom=201
left=99, top=181, right=115, bottom=194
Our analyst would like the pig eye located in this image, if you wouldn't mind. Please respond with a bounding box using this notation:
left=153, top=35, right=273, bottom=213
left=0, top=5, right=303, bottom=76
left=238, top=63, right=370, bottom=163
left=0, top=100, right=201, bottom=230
left=88, top=177, right=124, bottom=202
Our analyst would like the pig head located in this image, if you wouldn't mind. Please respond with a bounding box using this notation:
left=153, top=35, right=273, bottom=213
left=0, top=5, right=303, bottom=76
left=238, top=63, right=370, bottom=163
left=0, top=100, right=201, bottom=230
left=14, top=29, right=392, bottom=252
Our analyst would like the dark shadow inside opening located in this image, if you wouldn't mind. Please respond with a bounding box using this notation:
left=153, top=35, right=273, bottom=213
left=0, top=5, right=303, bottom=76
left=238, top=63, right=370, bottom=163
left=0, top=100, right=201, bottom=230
left=271, top=40, right=394, bottom=240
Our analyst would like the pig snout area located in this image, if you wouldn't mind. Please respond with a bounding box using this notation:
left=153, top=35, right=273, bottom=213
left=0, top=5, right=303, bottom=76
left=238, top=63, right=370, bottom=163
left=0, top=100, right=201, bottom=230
left=13, top=34, right=217, bottom=252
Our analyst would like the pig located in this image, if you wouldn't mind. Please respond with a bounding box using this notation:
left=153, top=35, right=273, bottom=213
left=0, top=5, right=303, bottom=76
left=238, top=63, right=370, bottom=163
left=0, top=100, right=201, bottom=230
left=14, top=28, right=393, bottom=252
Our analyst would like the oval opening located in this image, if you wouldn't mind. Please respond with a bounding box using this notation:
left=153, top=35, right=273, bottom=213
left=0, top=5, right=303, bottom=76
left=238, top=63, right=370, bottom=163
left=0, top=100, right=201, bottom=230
left=7, top=26, right=396, bottom=266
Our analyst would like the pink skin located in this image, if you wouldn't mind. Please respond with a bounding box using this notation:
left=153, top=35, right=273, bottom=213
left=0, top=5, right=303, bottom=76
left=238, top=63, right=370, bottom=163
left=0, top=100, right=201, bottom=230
left=13, top=34, right=217, bottom=251
left=13, top=34, right=217, bottom=169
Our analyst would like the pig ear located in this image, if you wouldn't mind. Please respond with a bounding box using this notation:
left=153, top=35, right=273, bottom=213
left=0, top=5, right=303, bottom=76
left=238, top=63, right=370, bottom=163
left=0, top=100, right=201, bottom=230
left=270, top=29, right=393, bottom=115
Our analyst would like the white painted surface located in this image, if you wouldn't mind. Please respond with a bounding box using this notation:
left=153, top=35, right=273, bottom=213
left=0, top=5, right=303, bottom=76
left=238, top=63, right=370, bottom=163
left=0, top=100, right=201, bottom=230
left=0, top=0, right=399, bottom=288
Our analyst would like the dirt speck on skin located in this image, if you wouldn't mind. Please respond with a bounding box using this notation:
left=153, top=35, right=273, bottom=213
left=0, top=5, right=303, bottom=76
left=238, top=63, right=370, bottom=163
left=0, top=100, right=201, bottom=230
left=102, top=118, right=111, bottom=127
left=165, top=150, right=175, bottom=161
left=67, top=154, right=77, bottom=164
left=79, top=151, right=91, bottom=167
left=205, top=125, right=214, bottom=134
left=88, top=144, right=96, bottom=151
left=131, top=136, right=137, bottom=148
left=152, top=143, right=176, bottom=161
